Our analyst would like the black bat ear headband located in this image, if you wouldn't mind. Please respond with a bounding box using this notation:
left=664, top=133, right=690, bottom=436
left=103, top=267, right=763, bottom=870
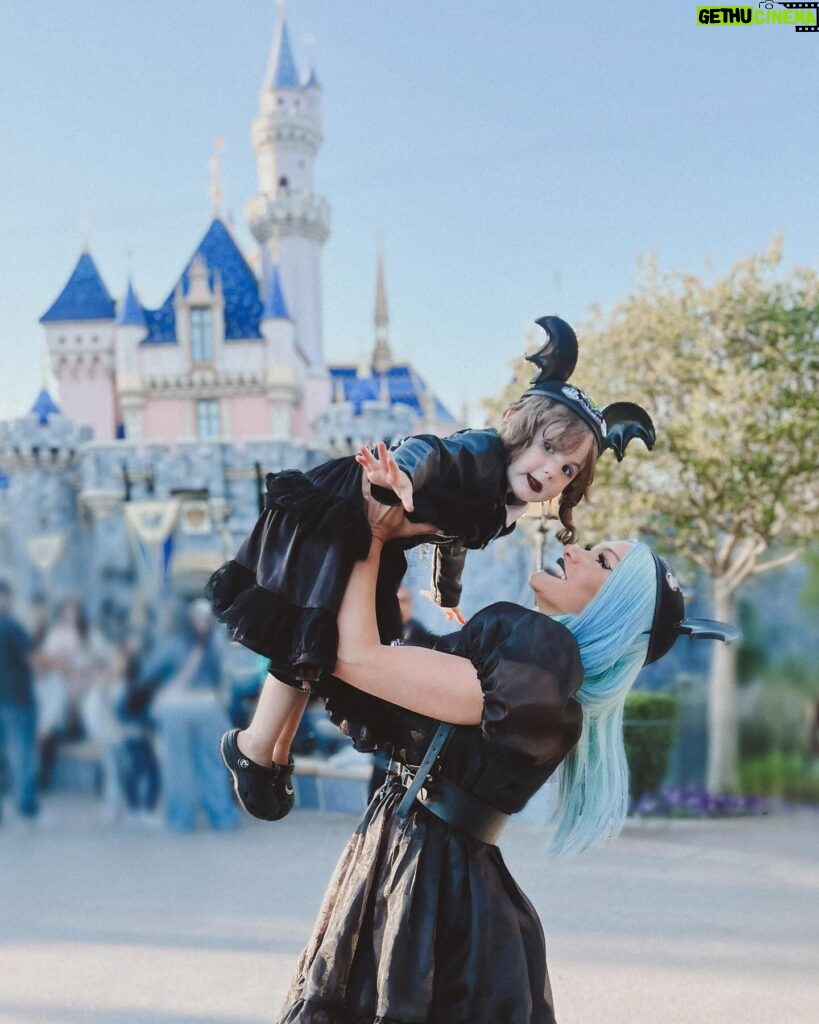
left=525, top=315, right=656, bottom=461
left=645, top=554, right=742, bottom=666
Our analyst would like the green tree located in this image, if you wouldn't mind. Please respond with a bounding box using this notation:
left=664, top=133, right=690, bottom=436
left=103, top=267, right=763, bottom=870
left=490, top=241, right=819, bottom=792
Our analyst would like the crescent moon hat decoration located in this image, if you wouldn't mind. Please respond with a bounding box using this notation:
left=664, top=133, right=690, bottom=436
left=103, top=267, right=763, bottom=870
left=524, top=315, right=656, bottom=461
left=645, top=554, right=742, bottom=665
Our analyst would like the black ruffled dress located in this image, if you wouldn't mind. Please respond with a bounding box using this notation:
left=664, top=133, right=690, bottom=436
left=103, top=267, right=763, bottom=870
left=206, top=431, right=513, bottom=692
left=278, top=603, right=585, bottom=1024
left=207, top=457, right=376, bottom=690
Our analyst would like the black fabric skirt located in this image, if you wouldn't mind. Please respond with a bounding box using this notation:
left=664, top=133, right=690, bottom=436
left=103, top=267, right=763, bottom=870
left=277, top=779, right=556, bottom=1024
left=206, top=456, right=405, bottom=695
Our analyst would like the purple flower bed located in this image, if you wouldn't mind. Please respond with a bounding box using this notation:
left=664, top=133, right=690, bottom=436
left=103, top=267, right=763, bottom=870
left=629, top=785, right=768, bottom=818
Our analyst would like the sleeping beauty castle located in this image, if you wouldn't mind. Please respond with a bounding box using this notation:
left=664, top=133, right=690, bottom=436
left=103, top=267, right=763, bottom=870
left=0, top=8, right=456, bottom=630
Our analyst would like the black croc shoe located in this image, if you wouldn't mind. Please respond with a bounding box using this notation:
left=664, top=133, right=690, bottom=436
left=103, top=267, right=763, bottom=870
left=220, top=730, right=294, bottom=821
left=271, top=754, right=295, bottom=820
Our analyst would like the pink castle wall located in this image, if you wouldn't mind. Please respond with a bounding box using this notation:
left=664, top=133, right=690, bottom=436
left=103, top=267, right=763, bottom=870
left=142, top=399, right=188, bottom=442
left=228, top=394, right=269, bottom=439
left=57, top=365, right=116, bottom=440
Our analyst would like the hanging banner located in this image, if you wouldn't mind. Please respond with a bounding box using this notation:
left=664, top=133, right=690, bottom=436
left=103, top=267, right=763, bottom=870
left=25, top=533, right=66, bottom=574
left=123, top=499, right=180, bottom=546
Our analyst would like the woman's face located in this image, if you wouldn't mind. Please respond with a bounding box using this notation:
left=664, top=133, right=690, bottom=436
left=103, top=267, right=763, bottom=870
left=529, top=541, right=634, bottom=615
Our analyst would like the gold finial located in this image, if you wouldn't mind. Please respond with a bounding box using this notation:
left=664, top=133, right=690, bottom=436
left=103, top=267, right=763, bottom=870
left=209, top=137, right=227, bottom=217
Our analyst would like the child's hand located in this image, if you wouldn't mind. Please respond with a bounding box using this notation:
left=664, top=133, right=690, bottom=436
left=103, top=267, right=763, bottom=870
left=357, top=441, right=415, bottom=513
left=419, top=591, right=467, bottom=625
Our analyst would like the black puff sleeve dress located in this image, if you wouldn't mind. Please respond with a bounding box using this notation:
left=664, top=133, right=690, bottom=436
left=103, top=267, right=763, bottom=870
left=278, top=603, right=585, bottom=1024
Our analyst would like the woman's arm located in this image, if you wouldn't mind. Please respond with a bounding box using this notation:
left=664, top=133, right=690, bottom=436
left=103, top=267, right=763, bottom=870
left=334, top=536, right=484, bottom=726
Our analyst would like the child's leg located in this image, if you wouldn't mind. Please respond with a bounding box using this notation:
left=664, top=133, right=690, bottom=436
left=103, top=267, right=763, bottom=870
left=237, top=674, right=308, bottom=767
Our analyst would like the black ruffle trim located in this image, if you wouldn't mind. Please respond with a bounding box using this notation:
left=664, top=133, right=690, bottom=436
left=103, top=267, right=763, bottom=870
left=279, top=998, right=425, bottom=1024
left=206, top=560, right=337, bottom=686
left=264, top=469, right=371, bottom=559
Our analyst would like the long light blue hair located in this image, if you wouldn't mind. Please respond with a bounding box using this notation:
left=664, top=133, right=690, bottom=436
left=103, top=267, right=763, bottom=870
left=550, top=542, right=657, bottom=856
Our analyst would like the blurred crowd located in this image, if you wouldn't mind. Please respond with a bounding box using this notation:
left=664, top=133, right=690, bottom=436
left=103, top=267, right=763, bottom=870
left=0, top=581, right=346, bottom=833
left=0, top=578, right=450, bottom=832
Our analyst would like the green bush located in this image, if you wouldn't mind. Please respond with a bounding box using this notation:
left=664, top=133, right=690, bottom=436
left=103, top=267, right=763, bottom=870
left=739, top=752, right=819, bottom=802
left=623, top=692, right=678, bottom=800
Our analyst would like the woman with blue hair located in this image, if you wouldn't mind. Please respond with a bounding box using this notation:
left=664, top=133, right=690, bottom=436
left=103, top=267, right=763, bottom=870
left=277, top=495, right=737, bottom=1023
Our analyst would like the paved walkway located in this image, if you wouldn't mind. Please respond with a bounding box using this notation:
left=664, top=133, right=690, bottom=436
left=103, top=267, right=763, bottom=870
left=0, top=797, right=817, bottom=1023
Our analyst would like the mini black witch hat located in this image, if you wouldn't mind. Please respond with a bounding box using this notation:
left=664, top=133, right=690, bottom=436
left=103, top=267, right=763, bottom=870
left=645, top=555, right=742, bottom=665
left=525, top=315, right=656, bottom=461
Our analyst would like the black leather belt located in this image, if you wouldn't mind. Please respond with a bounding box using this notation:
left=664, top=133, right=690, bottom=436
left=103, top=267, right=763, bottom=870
left=394, top=723, right=510, bottom=845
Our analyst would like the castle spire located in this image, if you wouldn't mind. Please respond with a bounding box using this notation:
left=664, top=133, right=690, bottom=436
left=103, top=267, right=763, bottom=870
left=263, top=0, right=301, bottom=90
left=372, top=241, right=391, bottom=374
left=263, top=262, right=292, bottom=320
left=303, top=32, right=320, bottom=88
left=248, top=0, right=330, bottom=371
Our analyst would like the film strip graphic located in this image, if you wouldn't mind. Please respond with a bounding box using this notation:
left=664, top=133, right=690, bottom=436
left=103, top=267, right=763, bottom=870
left=775, top=2, right=819, bottom=31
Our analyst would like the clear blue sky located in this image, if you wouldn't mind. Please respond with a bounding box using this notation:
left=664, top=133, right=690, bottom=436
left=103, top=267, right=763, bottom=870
left=1, top=1, right=816, bottom=422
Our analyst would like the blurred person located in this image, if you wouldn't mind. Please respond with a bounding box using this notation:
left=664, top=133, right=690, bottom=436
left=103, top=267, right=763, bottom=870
left=37, top=595, right=110, bottom=787
left=0, top=581, right=40, bottom=823
left=116, top=634, right=161, bottom=820
left=78, top=638, right=127, bottom=820
left=396, top=585, right=437, bottom=647
left=809, top=697, right=819, bottom=757
left=28, top=593, right=49, bottom=648
left=224, top=642, right=269, bottom=731
left=151, top=599, right=237, bottom=833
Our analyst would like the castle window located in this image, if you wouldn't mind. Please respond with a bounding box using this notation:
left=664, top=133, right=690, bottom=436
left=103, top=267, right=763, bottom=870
left=278, top=176, right=289, bottom=188
left=190, top=307, right=213, bottom=363
left=196, top=399, right=220, bottom=440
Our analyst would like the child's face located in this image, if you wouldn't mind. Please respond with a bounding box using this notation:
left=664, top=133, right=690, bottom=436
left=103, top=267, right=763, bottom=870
left=506, top=426, right=590, bottom=505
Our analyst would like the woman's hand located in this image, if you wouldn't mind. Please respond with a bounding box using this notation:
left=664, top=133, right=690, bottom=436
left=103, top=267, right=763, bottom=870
left=359, top=445, right=436, bottom=543
left=363, top=487, right=408, bottom=544
left=357, top=442, right=414, bottom=512
left=362, top=478, right=436, bottom=543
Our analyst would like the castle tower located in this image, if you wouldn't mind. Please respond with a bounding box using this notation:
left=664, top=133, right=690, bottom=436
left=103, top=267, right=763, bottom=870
left=245, top=2, right=330, bottom=375
left=40, top=250, right=118, bottom=440
left=260, top=259, right=303, bottom=440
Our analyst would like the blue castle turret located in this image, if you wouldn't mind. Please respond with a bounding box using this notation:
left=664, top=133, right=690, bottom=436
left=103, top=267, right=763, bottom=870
left=40, top=251, right=116, bottom=323
left=117, top=279, right=146, bottom=327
